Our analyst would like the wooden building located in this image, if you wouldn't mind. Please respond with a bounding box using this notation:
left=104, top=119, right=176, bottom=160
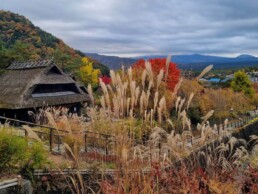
left=181, top=70, right=195, bottom=79
left=0, top=59, right=89, bottom=121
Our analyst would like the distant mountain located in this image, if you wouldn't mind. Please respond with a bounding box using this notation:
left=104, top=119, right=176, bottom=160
left=85, top=53, right=137, bottom=70
left=86, top=53, right=258, bottom=71
left=134, top=54, right=258, bottom=63
left=236, top=54, right=256, bottom=59
left=134, top=54, right=258, bottom=70
left=0, top=10, right=109, bottom=75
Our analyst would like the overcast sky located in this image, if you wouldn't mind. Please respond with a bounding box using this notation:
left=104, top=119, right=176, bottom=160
left=2, top=0, right=258, bottom=57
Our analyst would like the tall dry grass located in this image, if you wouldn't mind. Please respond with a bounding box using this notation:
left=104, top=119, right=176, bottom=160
left=83, top=60, right=258, bottom=193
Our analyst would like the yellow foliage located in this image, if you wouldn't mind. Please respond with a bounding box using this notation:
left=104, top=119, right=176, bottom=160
left=79, top=57, right=101, bottom=88
left=82, top=57, right=90, bottom=64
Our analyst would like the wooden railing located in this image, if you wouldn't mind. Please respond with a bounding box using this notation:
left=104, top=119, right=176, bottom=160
left=0, top=113, right=257, bottom=156
left=0, top=116, right=117, bottom=155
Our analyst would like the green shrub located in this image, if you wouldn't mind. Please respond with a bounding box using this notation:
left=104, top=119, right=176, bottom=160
left=0, top=130, right=28, bottom=172
left=0, top=130, right=49, bottom=173
left=28, top=142, right=49, bottom=169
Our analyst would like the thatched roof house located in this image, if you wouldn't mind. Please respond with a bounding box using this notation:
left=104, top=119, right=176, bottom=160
left=0, top=59, right=89, bottom=120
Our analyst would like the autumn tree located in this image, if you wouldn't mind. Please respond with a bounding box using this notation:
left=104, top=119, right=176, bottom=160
left=99, top=75, right=111, bottom=85
left=0, top=40, right=39, bottom=71
left=0, top=41, right=8, bottom=70
left=79, top=57, right=101, bottom=88
left=132, top=58, right=180, bottom=91
left=180, top=79, right=251, bottom=123
left=231, top=71, right=254, bottom=97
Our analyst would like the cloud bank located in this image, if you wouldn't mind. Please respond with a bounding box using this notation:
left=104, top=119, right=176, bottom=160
left=2, top=0, right=258, bottom=56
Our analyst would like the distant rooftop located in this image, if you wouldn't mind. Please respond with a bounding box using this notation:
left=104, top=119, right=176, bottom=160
left=7, top=59, right=53, bottom=70
left=208, top=78, right=221, bottom=83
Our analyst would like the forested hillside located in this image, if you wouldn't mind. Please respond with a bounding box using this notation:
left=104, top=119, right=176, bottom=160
left=0, top=10, right=109, bottom=75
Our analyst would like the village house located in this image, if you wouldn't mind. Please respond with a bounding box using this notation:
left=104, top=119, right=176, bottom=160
left=0, top=59, right=89, bottom=121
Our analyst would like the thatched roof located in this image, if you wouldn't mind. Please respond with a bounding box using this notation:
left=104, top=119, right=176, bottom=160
left=0, top=59, right=89, bottom=109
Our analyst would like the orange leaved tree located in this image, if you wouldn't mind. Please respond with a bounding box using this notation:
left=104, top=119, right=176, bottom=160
left=132, top=58, right=180, bottom=91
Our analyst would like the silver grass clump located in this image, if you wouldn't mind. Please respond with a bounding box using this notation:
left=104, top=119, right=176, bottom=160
left=157, top=69, right=164, bottom=91
left=186, top=93, right=194, bottom=110
left=196, top=65, right=213, bottom=80
left=232, top=146, right=249, bottom=167
left=201, top=110, right=214, bottom=126
left=135, top=86, right=140, bottom=106
left=128, top=67, right=132, bottom=83
left=154, top=91, right=159, bottom=113
left=175, top=96, right=181, bottom=112
left=158, top=96, right=166, bottom=124
left=171, top=78, right=182, bottom=99
left=177, top=98, right=186, bottom=118
left=141, top=70, right=147, bottom=90
left=126, top=97, right=131, bottom=116
left=87, top=84, right=94, bottom=107
left=150, top=109, right=154, bottom=126
left=149, top=127, right=167, bottom=144
left=116, top=73, right=123, bottom=87
left=180, top=110, right=187, bottom=131
left=100, top=96, right=106, bottom=109
left=250, top=135, right=258, bottom=144
left=110, top=70, right=116, bottom=86
left=145, top=61, right=154, bottom=85
left=167, top=119, right=174, bottom=129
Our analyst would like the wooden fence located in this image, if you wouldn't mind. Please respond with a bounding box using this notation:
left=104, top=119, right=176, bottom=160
left=0, top=116, right=117, bottom=155
left=0, top=114, right=257, bottom=156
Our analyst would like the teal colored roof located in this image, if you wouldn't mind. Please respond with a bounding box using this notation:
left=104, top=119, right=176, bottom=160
left=208, top=78, right=221, bottom=83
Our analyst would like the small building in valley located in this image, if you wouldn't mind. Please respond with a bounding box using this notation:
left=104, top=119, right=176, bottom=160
left=0, top=59, right=89, bottom=121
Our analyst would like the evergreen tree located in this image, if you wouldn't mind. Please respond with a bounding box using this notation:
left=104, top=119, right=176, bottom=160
left=231, top=71, right=254, bottom=97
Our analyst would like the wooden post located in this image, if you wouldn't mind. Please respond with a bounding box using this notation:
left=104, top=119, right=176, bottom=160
left=24, top=130, right=28, bottom=138
left=49, top=128, right=53, bottom=152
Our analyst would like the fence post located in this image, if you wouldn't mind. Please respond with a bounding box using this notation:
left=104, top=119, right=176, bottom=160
left=49, top=128, right=53, bottom=152
left=24, top=130, right=28, bottom=138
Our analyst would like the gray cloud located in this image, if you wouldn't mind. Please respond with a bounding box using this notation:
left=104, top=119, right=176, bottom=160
left=2, top=0, right=258, bottom=57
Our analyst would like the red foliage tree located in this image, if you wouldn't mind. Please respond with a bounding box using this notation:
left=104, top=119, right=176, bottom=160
left=99, top=75, right=111, bottom=85
left=132, top=58, right=180, bottom=91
